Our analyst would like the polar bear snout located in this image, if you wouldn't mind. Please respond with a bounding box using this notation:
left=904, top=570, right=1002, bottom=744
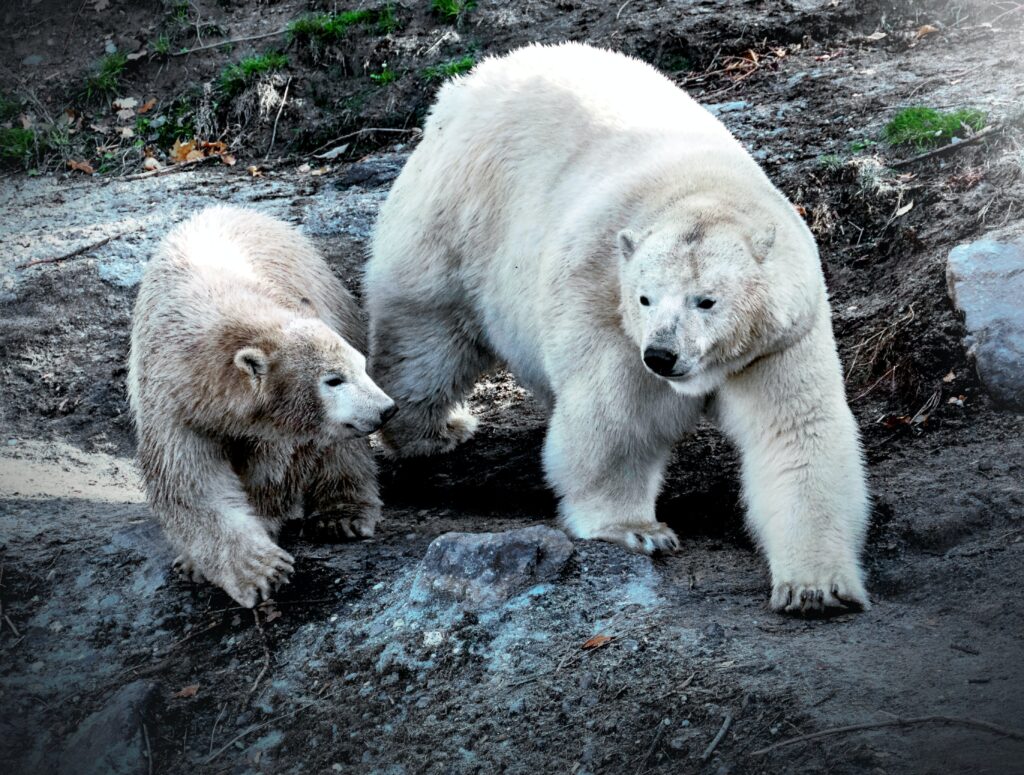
left=322, top=371, right=398, bottom=437
left=642, top=346, right=685, bottom=377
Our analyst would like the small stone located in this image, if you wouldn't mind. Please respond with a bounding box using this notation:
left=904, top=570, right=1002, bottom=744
left=22, top=54, right=43, bottom=66
left=704, top=100, right=748, bottom=117
left=409, top=525, right=573, bottom=610
left=947, top=236, right=1024, bottom=410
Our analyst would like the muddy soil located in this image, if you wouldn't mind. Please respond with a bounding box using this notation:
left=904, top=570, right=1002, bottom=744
left=2, top=1, right=1024, bottom=774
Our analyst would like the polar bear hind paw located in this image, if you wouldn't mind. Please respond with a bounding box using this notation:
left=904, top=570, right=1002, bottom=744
left=303, top=510, right=379, bottom=542
left=770, top=573, right=870, bottom=615
left=593, top=522, right=680, bottom=555
left=383, top=405, right=479, bottom=458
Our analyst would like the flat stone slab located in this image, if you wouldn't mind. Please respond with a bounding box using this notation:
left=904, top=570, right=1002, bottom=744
left=57, top=680, right=157, bottom=775
left=947, top=236, right=1024, bottom=410
left=410, top=525, right=574, bottom=610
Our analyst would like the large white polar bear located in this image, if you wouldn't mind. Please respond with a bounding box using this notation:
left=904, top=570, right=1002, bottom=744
left=365, top=43, right=870, bottom=613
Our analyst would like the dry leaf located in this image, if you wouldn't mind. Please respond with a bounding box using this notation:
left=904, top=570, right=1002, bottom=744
left=265, top=609, right=282, bottom=623
left=220, top=153, right=237, bottom=166
left=315, top=143, right=349, bottom=160
left=173, top=684, right=200, bottom=698
left=142, top=157, right=161, bottom=171
left=116, top=108, right=134, bottom=122
left=67, top=159, right=95, bottom=175
left=942, top=370, right=956, bottom=383
left=247, top=165, right=264, bottom=177
left=310, top=165, right=330, bottom=176
left=185, top=149, right=204, bottom=162
left=170, top=139, right=195, bottom=163
left=126, top=50, right=147, bottom=62
left=93, top=0, right=110, bottom=10
left=120, top=126, right=134, bottom=139
left=915, top=24, right=939, bottom=39
left=794, top=204, right=808, bottom=218
left=581, top=634, right=613, bottom=650
left=19, top=113, right=34, bottom=130
left=88, top=123, right=111, bottom=134
left=138, top=98, right=157, bottom=114
left=894, top=200, right=914, bottom=217
left=864, top=31, right=887, bottom=41
left=297, top=163, right=311, bottom=173
left=112, top=97, right=138, bottom=111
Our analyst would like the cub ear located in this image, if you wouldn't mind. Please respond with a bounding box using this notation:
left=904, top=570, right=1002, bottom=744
left=617, top=229, right=639, bottom=261
left=234, top=347, right=268, bottom=381
left=752, top=224, right=776, bottom=262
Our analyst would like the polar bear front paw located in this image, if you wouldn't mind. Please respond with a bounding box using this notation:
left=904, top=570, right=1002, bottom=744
left=770, top=570, right=869, bottom=615
left=383, top=405, right=479, bottom=458
left=218, top=540, right=295, bottom=608
left=593, top=522, right=680, bottom=555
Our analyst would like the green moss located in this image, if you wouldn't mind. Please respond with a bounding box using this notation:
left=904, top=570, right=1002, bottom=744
left=86, top=53, right=128, bottom=99
left=0, top=126, right=36, bottom=165
left=431, top=0, right=476, bottom=20
left=423, top=54, right=476, bottom=82
left=219, top=52, right=288, bottom=96
left=153, top=35, right=171, bottom=55
left=370, top=64, right=398, bottom=86
left=849, top=138, right=877, bottom=153
left=884, top=107, right=987, bottom=149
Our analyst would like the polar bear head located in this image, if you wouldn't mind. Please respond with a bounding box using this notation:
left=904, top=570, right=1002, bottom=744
left=617, top=199, right=821, bottom=396
left=233, top=318, right=397, bottom=439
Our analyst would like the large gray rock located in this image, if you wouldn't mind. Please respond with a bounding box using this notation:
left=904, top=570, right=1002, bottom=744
left=57, top=680, right=158, bottom=775
left=410, top=525, right=574, bottom=610
left=947, top=237, right=1024, bottom=410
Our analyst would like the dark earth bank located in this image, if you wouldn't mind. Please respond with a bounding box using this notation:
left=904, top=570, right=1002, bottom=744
left=2, top=1, right=1024, bottom=774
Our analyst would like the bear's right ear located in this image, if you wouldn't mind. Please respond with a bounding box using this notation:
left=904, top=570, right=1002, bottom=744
left=234, top=347, right=268, bottom=382
left=617, top=229, right=639, bottom=262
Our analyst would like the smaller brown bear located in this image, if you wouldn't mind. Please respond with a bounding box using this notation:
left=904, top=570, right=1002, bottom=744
left=128, top=206, right=396, bottom=607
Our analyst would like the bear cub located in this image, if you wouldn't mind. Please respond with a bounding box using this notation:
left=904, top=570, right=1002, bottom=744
left=129, top=206, right=396, bottom=607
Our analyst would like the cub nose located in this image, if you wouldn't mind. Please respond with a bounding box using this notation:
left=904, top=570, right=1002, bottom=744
left=381, top=402, right=399, bottom=424
left=643, top=347, right=679, bottom=377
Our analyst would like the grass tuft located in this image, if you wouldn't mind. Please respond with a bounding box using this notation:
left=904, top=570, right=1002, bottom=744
left=86, top=53, right=128, bottom=99
left=288, top=10, right=374, bottom=43
left=0, top=127, right=37, bottom=165
left=884, top=107, right=987, bottom=149
left=423, top=54, right=476, bottom=82
left=219, top=52, right=288, bottom=97
left=370, top=64, right=398, bottom=86
left=431, top=0, right=476, bottom=20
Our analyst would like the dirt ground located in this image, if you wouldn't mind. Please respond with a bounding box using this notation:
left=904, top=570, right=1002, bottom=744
left=2, top=1, right=1024, bottom=774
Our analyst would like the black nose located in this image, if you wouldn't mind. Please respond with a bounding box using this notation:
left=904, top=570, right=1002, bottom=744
left=643, top=347, right=679, bottom=376
left=381, top=402, right=399, bottom=424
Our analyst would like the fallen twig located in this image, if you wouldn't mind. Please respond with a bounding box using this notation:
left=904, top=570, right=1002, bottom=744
left=171, top=28, right=288, bottom=57
left=634, top=720, right=667, bottom=775
left=142, top=722, right=153, bottom=775
left=891, top=125, right=1001, bottom=168
left=265, top=77, right=292, bottom=161
left=308, top=127, right=420, bottom=157
left=119, top=153, right=224, bottom=182
left=751, top=715, right=1024, bottom=756
left=4, top=614, right=21, bottom=637
left=247, top=609, right=271, bottom=699
left=701, top=712, right=734, bottom=761
left=616, top=0, right=634, bottom=20
left=17, top=234, right=123, bottom=270
left=206, top=701, right=316, bottom=763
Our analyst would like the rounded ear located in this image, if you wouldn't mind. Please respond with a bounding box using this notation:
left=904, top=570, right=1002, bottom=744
left=617, top=229, right=639, bottom=261
left=752, top=224, right=776, bottom=262
left=234, top=347, right=268, bottom=381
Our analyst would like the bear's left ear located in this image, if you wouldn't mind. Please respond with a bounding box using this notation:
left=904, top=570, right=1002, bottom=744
left=617, top=229, right=639, bottom=262
left=752, top=224, right=776, bottom=262
left=234, top=347, right=268, bottom=384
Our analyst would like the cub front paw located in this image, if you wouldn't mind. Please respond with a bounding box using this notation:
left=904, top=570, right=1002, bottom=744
left=172, top=554, right=205, bottom=583
left=770, top=568, right=869, bottom=615
left=303, top=507, right=380, bottom=542
left=592, top=522, right=680, bottom=555
left=219, top=540, right=295, bottom=608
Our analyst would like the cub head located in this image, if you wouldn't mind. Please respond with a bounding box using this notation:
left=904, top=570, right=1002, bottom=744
left=234, top=319, right=397, bottom=439
left=617, top=201, right=819, bottom=396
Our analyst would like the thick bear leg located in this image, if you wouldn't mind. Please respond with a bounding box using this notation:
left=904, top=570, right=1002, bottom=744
left=142, top=429, right=294, bottom=608
left=301, top=440, right=383, bottom=541
left=368, top=300, right=494, bottom=457
left=715, top=317, right=870, bottom=615
left=543, top=374, right=698, bottom=554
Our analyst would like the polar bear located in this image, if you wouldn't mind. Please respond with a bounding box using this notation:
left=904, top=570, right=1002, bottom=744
left=129, top=206, right=397, bottom=607
left=365, top=43, right=869, bottom=613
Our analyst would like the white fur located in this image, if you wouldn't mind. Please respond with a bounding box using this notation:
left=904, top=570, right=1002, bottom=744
left=365, top=43, right=870, bottom=613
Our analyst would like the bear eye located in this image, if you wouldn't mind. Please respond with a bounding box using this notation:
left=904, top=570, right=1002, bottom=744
left=324, top=376, right=345, bottom=387
left=639, top=296, right=650, bottom=306
left=697, top=298, right=716, bottom=310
